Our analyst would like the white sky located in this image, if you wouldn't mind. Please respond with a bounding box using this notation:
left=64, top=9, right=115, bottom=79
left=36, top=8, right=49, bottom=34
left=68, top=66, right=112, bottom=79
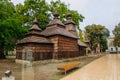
left=11, top=0, right=120, bottom=34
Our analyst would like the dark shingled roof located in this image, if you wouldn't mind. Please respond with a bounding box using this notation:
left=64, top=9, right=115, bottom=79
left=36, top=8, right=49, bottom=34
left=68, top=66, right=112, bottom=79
left=17, top=18, right=52, bottom=44
left=30, top=24, right=42, bottom=31
left=47, top=18, right=65, bottom=27
left=41, top=26, right=77, bottom=39
left=78, top=40, right=87, bottom=47
left=25, top=30, right=44, bottom=36
left=17, top=36, right=52, bottom=44
left=41, top=11, right=77, bottom=39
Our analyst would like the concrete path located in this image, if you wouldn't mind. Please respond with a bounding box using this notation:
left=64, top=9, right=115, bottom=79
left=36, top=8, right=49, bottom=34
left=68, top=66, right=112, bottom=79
left=61, top=54, right=120, bottom=80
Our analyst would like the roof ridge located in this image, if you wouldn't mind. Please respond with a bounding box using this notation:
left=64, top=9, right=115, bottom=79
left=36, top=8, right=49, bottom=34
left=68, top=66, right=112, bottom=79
left=41, top=25, right=78, bottom=39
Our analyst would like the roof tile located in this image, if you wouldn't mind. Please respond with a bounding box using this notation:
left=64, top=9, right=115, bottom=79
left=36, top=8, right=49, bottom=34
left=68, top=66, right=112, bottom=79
left=41, top=26, right=77, bottom=39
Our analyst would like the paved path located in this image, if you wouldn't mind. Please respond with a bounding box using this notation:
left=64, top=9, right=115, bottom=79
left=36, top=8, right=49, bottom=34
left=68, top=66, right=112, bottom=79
left=61, top=54, right=120, bottom=80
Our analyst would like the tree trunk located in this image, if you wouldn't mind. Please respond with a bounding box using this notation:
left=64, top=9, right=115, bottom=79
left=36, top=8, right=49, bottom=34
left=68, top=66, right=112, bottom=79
left=0, top=43, right=5, bottom=59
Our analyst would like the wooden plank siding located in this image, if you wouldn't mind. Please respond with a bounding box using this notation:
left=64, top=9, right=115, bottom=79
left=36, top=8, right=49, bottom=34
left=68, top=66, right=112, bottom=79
left=16, top=36, right=86, bottom=60
left=57, top=36, right=79, bottom=59
left=16, top=43, right=53, bottom=61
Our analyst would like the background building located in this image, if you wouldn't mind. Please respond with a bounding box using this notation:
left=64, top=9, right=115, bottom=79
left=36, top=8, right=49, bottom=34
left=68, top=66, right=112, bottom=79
left=107, top=35, right=120, bottom=53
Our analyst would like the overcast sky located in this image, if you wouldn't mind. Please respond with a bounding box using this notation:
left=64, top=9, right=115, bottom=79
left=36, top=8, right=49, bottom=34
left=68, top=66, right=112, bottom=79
left=11, top=0, right=120, bottom=35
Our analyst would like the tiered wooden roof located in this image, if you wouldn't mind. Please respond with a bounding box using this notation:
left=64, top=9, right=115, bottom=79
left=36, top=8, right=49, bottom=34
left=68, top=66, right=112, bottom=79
left=17, top=18, right=52, bottom=44
left=17, top=11, right=87, bottom=47
left=41, top=11, right=77, bottom=39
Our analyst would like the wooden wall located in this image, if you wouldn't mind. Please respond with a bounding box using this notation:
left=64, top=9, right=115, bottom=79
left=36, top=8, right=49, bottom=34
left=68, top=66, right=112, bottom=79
left=48, top=36, right=59, bottom=59
left=79, top=46, right=86, bottom=56
left=33, top=44, right=53, bottom=61
left=51, top=35, right=79, bottom=59
left=16, top=36, right=86, bottom=61
left=16, top=43, right=53, bottom=61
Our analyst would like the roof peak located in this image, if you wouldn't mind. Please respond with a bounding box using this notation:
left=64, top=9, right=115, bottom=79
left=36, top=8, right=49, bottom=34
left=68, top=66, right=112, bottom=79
left=53, top=11, right=59, bottom=19
left=47, top=11, right=65, bottom=27
left=33, top=17, right=39, bottom=24
left=30, top=18, right=42, bottom=31
left=65, top=12, right=75, bottom=25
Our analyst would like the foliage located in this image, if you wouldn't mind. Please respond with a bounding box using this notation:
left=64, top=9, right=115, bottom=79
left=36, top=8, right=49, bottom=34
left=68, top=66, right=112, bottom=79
left=16, top=0, right=84, bottom=30
left=0, top=0, right=28, bottom=58
left=49, top=0, right=84, bottom=30
left=16, top=0, right=50, bottom=30
left=85, top=24, right=109, bottom=52
left=0, top=0, right=85, bottom=58
left=113, top=23, right=120, bottom=47
left=78, top=30, right=86, bottom=42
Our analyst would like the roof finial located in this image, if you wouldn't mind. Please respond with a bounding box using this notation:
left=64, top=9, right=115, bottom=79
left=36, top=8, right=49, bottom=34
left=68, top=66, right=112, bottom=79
left=53, top=11, right=59, bottom=19
left=65, top=11, right=75, bottom=25
left=33, top=17, right=38, bottom=24
left=30, top=17, right=42, bottom=31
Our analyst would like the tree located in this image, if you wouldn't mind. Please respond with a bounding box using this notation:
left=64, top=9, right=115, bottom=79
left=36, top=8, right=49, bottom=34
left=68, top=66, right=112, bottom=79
left=0, top=0, right=27, bottom=59
left=16, top=0, right=84, bottom=30
left=78, top=30, right=86, bottom=42
left=0, top=0, right=85, bottom=59
left=16, top=0, right=50, bottom=30
left=113, top=23, right=120, bottom=47
left=49, top=0, right=84, bottom=30
left=84, top=24, right=109, bottom=52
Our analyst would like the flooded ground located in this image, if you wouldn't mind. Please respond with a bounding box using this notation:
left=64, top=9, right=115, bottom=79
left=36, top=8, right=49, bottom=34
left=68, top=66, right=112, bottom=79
left=0, top=54, right=103, bottom=80
left=61, top=54, right=120, bottom=80
left=0, top=59, right=22, bottom=80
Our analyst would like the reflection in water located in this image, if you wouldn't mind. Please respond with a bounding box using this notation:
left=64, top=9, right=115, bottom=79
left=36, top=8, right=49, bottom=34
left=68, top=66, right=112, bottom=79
left=21, top=54, right=120, bottom=80
left=61, top=54, right=120, bottom=80
left=107, top=54, right=120, bottom=80
left=22, top=62, right=34, bottom=80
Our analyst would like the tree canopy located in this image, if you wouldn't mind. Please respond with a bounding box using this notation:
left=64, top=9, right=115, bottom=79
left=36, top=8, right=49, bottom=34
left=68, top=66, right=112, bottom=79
left=0, top=0, right=28, bottom=58
left=85, top=24, right=109, bottom=52
left=16, top=0, right=84, bottom=30
left=0, top=0, right=85, bottom=58
left=16, top=0, right=50, bottom=29
left=113, top=23, right=120, bottom=47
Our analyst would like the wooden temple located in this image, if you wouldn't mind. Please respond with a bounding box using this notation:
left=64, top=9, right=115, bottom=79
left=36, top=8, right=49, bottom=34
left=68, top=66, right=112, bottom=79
left=16, top=11, right=87, bottom=61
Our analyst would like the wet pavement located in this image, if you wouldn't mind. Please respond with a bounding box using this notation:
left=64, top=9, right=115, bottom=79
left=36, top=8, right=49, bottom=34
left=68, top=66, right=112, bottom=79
left=61, top=54, right=120, bottom=80
left=22, top=63, right=35, bottom=80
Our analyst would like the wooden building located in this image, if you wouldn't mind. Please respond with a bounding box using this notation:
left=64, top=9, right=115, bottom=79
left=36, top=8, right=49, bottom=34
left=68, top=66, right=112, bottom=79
left=16, top=18, right=53, bottom=61
left=16, top=11, right=87, bottom=61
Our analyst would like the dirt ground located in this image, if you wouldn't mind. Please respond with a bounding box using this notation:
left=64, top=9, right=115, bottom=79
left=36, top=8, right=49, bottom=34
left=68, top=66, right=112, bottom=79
left=0, top=59, right=22, bottom=80
left=0, top=54, right=105, bottom=80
